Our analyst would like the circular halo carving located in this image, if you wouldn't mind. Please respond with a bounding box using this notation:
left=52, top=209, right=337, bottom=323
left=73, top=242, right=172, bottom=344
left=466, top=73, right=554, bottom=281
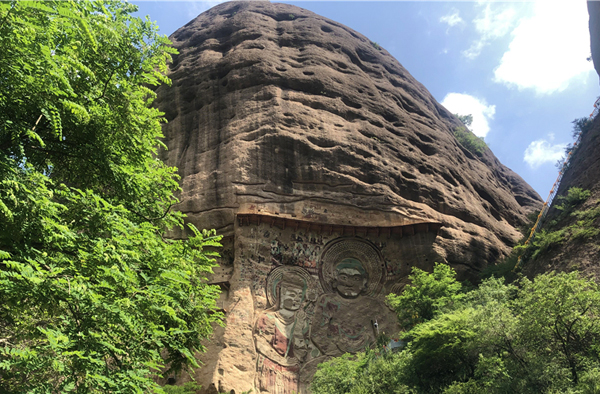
left=318, top=237, right=385, bottom=297
left=266, top=265, right=318, bottom=308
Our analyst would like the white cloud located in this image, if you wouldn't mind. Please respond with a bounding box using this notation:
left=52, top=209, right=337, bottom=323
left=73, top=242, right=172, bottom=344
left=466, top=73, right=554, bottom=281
left=494, top=0, right=593, bottom=94
left=184, top=1, right=225, bottom=19
left=440, top=10, right=464, bottom=31
left=474, top=6, right=516, bottom=39
left=463, top=41, right=486, bottom=60
left=441, top=93, right=496, bottom=138
left=523, top=138, right=567, bottom=169
left=463, top=4, right=518, bottom=59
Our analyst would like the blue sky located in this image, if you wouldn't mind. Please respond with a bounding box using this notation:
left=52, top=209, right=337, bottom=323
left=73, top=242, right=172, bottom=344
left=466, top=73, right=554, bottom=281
left=133, top=1, right=598, bottom=199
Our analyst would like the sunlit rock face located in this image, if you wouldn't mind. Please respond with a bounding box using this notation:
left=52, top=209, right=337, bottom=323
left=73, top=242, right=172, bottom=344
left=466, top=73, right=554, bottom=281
left=154, top=2, right=541, bottom=392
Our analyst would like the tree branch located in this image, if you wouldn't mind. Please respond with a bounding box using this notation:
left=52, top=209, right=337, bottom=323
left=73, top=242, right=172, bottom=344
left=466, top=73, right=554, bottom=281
left=129, top=202, right=174, bottom=222
left=31, top=113, right=43, bottom=134
left=96, top=68, right=116, bottom=102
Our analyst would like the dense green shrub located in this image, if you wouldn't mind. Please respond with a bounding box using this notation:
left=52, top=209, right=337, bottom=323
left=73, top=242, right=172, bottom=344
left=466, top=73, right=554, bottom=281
left=311, top=350, right=413, bottom=394
left=453, top=127, right=487, bottom=156
left=555, top=187, right=591, bottom=212
left=312, top=268, right=600, bottom=394
left=387, top=263, right=463, bottom=328
left=521, top=188, right=599, bottom=261
left=530, top=228, right=566, bottom=258
left=480, top=251, right=520, bottom=282
left=163, top=382, right=202, bottom=394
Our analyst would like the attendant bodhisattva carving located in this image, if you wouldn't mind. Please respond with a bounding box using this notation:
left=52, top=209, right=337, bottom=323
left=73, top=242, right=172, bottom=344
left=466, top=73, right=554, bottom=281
left=254, top=267, right=312, bottom=394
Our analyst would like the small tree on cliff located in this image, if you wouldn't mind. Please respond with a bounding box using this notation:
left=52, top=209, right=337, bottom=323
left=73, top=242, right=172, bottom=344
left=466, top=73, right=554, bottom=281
left=0, top=2, right=221, bottom=393
left=453, top=113, right=487, bottom=156
left=456, top=114, right=473, bottom=129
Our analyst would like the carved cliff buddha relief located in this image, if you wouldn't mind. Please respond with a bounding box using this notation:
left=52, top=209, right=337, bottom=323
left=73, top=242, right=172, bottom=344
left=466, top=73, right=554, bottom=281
left=254, top=238, right=397, bottom=394
left=311, top=238, right=394, bottom=357
left=254, top=266, right=317, bottom=394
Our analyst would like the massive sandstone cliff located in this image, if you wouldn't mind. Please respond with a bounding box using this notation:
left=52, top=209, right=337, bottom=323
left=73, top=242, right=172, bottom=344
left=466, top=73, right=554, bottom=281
left=154, top=2, right=542, bottom=392
left=156, top=1, right=540, bottom=275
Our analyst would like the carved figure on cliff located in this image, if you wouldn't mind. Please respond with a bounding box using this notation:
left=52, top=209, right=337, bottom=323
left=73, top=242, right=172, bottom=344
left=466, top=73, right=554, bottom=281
left=311, top=243, right=396, bottom=357
left=311, top=259, right=374, bottom=355
left=254, top=266, right=314, bottom=394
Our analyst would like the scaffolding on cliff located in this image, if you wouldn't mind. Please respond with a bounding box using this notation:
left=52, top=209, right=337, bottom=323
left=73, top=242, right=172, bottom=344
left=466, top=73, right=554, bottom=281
left=514, top=97, right=600, bottom=270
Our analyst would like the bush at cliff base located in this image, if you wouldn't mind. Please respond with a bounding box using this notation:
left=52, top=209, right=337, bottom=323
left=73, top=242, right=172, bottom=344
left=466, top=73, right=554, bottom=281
left=0, top=2, right=222, bottom=393
left=311, top=264, right=600, bottom=394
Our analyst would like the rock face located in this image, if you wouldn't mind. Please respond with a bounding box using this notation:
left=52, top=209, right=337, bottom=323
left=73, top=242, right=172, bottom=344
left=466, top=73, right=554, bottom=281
left=588, top=1, right=600, bottom=84
left=523, top=115, right=600, bottom=278
left=154, top=2, right=542, bottom=392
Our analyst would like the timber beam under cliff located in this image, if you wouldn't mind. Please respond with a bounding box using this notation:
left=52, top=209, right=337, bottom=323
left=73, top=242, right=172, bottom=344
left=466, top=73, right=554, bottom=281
left=236, top=212, right=442, bottom=238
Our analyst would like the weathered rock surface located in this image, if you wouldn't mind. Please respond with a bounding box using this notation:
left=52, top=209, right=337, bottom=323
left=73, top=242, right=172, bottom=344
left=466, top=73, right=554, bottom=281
left=156, top=0, right=540, bottom=273
left=153, top=2, right=542, bottom=392
left=524, top=104, right=600, bottom=278
left=588, top=1, right=600, bottom=84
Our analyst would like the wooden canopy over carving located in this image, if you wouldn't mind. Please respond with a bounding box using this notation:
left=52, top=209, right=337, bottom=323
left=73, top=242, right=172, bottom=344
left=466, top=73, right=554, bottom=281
left=236, top=213, right=443, bottom=238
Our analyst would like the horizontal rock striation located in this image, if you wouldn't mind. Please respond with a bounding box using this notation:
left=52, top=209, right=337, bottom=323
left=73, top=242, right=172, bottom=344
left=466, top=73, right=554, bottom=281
left=155, top=1, right=541, bottom=277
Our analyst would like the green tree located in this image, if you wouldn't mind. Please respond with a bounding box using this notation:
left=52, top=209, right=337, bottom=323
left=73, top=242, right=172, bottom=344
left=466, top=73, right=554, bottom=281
left=311, top=348, right=413, bottom=394
left=0, top=1, right=222, bottom=393
left=406, top=308, right=478, bottom=390
left=311, top=353, right=364, bottom=394
left=513, top=272, right=600, bottom=388
left=571, top=117, right=593, bottom=139
left=452, top=113, right=488, bottom=155
left=387, top=263, right=464, bottom=328
left=453, top=127, right=487, bottom=156
left=455, top=114, right=473, bottom=129
left=313, top=269, right=600, bottom=394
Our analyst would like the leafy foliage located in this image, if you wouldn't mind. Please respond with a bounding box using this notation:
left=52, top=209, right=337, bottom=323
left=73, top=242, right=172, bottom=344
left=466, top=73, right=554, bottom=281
left=556, top=118, right=593, bottom=171
left=0, top=1, right=222, bottom=393
left=453, top=127, right=487, bottom=156
left=571, top=117, right=593, bottom=139
left=480, top=250, right=521, bottom=282
left=312, top=267, right=600, bottom=394
left=387, top=263, right=464, bottom=328
left=520, top=188, right=599, bottom=261
left=455, top=114, right=473, bottom=128
left=163, top=382, right=202, bottom=394
left=311, top=350, right=412, bottom=394
left=556, top=187, right=591, bottom=211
